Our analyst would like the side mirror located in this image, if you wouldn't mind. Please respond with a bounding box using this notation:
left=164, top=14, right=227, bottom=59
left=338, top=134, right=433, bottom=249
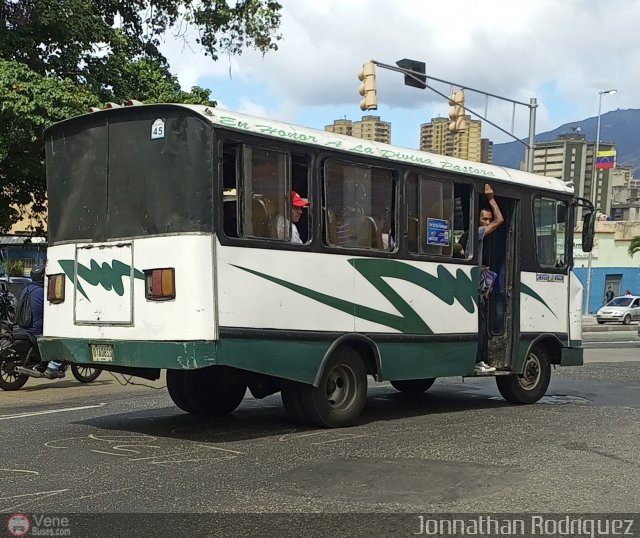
left=582, top=211, right=596, bottom=252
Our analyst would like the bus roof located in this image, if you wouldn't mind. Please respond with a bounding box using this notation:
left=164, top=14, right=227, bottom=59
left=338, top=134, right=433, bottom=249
left=53, top=103, right=572, bottom=195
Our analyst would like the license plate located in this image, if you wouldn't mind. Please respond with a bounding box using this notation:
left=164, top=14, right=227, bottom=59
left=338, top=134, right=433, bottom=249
left=90, top=344, right=114, bottom=362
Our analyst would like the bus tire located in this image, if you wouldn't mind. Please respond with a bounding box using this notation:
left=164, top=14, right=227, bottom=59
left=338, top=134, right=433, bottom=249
left=298, top=348, right=367, bottom=428
left=390, top=378, right=435, bottom=395
left=496, top=346, right=551, bottom=404
left=281, top=381, right=308, bottom=424
left=167, top=369, right=196, bottom=413
left=190, top=366, right=247, bottom=416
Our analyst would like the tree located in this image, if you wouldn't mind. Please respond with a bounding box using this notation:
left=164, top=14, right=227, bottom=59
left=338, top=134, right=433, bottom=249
left=0, top=0, right=282, bottom=94
left=0, top=60, right=97, bottom=232
left=0, top=0, right=283, bottom=232
left=628, top=236, right=640, bottom=257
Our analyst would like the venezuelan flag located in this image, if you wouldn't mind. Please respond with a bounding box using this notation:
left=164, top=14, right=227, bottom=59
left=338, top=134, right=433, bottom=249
left=596, top=149, right=616, bottom=169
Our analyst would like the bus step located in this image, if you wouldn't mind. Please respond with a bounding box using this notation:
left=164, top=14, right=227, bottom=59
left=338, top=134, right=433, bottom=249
left=464, top=369, right=513, bottom=378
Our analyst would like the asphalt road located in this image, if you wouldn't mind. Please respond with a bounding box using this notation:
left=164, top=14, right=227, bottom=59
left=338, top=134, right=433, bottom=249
left=0, top=350, right=639, bottom=535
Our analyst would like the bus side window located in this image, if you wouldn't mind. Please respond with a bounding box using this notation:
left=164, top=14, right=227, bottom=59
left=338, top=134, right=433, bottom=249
left=323, top=159, right=394, bottom=251
left=241, top=146, right=289, bottom=240
left=534, top=197, right=567, bottom=268
left=407, top=174, right=469, bottom=260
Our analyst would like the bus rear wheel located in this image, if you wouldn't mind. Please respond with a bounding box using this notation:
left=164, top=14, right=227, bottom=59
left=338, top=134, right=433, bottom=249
left=390, top=378, right=435, bottom=395
left=168, top=367, right=247, bottom=416
left=281, top=381, right=308, bottom=424
left=167, top=369, right=196, bottom=413
left=496, top=346, right=551, bottom=404
left=297, top=348, right=367, bottom=428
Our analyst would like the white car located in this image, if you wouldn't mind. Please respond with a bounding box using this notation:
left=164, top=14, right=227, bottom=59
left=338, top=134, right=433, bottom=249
left=597, top=296, right=640, bottom=325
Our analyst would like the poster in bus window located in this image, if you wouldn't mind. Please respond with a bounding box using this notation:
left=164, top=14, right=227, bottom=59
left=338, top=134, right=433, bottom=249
left=426, top=218, right=450, bottom=247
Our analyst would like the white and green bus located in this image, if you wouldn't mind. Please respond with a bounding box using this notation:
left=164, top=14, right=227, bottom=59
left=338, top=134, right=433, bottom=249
left=40, top=104, right=595, bottom=427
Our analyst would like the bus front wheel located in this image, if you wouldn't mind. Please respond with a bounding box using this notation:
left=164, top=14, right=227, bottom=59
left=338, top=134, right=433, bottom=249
left=390, top=378, right=435, bottom=395
left=496, top=346, right=551, bottom=404
left=298, top=348, right=367, bottom=428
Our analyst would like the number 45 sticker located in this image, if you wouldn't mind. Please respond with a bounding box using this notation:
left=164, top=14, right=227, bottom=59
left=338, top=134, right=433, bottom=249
left=151, top=118, right=165, bottom=140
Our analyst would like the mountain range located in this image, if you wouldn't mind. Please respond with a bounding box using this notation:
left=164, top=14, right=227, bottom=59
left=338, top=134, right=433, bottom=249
left=492, top=108, right=640, bottom=178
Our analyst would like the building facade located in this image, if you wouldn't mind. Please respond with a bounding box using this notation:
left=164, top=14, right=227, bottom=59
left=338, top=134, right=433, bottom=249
left=324, top=119, right=353, bottom=137
left=324, top=116, right=391, bottom=144
left=573, top=221, right=640, bottom=313
left=419, top=116, right=482, bottom=162
left=532, top=133, right=617, bottom=219
left=1, top=203, right=48, bottom=277
left=480, top=138, right=493, bottom=164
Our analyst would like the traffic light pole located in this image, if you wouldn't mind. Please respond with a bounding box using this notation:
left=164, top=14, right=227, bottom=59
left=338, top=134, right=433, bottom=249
left=373, top=60, right=538, bottom=173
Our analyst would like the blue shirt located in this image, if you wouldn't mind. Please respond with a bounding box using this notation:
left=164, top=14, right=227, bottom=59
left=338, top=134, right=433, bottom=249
left=19, top=283, right=44, bottom=336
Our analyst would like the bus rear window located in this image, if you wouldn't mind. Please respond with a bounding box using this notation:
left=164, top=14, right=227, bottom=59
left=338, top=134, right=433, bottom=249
left=45, top=108, right=214, bottom=243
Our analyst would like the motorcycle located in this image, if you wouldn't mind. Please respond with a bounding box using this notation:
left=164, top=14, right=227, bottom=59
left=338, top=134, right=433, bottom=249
left=0, top=321, right=101, bottom=391
left=0, top=286, right=16, bottom=325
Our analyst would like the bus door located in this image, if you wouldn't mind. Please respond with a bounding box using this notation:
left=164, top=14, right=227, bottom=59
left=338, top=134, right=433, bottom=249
left=482, top=197, right=519, bottom=370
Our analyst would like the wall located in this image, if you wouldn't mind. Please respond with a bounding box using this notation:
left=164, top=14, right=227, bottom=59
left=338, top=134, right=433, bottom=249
left=573, top=221, right=640, bottom=313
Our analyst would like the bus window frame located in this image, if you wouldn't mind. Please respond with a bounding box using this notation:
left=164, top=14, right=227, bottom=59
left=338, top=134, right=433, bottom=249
left=217, top=136, right=314, bottom=248
left=239, top=144, right=292, bottom=241
left=320, top=157, right=399, bottom=254
left=404, top=169, right=476, bottom=265
left=532, top=195, right=570, bottom=273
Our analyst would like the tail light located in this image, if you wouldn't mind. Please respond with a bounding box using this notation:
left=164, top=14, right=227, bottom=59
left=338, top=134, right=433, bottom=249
left=47, top=274, right=65, bottom=304
left=145, top=268, right=176, bottom=301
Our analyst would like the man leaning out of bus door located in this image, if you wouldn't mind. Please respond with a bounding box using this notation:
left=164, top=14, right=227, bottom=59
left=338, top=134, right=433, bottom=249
left=475, top=184, right=504, bottom=373
left=276, top=191, right=309, bottom=244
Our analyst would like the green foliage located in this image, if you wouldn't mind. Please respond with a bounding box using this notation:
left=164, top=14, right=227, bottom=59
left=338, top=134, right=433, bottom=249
left=0, top=60, right=96, bottom=232
left=5, top=260, right=26, bottom=277
left=0, top=0, right=283, bottom=231
left=628, top=236, right=640, bottom=257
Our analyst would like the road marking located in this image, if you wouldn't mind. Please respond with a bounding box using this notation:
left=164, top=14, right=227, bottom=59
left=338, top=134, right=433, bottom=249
left=0, top=403, right=106, bottom=421
left=0, top=489, right=69, bottom=512
left=0, top=469, right=39, bottom=476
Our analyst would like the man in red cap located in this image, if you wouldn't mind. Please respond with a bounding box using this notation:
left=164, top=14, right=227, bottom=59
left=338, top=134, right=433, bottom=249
left=277, top=191, right=309, bottom=244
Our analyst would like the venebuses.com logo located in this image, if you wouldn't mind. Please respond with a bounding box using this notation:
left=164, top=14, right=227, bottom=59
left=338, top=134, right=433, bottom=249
left=7, top=514, right=31, bottom=537
left=6, top=513, right=71, bottom=536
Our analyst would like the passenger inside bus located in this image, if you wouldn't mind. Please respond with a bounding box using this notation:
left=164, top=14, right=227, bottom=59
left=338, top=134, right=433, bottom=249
left=276, top=191, right=310, bottom=244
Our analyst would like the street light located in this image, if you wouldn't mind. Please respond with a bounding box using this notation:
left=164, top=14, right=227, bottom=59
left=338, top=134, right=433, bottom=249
left=584, top=88, right=617, bottom=314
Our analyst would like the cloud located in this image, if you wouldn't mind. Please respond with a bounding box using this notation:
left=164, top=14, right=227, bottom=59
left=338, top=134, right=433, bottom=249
left=159, top=0, right=637, bottom=144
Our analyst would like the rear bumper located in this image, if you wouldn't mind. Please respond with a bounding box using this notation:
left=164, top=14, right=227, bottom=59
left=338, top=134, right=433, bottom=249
left=38, top=337, right=216, bottom=370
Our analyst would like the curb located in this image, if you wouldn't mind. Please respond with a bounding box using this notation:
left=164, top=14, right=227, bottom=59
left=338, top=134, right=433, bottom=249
left=582, top=325, right=638, bottom=333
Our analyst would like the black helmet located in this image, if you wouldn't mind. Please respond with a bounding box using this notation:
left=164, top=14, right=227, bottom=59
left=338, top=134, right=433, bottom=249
left=30, top=265, right=45, bottom=283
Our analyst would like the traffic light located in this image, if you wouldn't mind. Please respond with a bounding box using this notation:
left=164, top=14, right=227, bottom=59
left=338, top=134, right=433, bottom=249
left=448, top=90, right=467, bottom=133
left=396, top=58, right=427, bottom=89
left=358, top=61, right=377, bottom=111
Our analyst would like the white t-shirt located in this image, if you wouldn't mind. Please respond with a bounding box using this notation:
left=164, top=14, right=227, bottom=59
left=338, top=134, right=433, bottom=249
left=276, top=215, right=303, bottom=244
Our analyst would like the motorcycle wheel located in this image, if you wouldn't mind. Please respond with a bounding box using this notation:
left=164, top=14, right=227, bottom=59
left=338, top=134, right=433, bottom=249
left=71, top=364, right=101, bottom=383
left=0, top=359, right=29, bottom=391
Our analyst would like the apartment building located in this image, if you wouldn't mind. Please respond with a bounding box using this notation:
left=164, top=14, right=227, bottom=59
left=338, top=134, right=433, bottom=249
left=532, top=133, right=616, bottom=218
left=419, top=116, right=482, bottom=162
left=324, top=116, right=391, bottom=144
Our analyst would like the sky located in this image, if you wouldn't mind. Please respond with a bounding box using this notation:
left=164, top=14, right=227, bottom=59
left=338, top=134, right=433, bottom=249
left=159, top=0, right=639, bottom=150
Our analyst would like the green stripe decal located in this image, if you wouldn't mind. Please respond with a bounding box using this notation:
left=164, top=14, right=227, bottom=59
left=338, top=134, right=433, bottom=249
left=59, top=259, right=144, bottom=301
left=232, top=259, right=479, bottom=334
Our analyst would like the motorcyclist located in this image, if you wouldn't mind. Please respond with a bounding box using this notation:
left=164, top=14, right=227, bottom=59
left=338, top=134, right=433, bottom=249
left=20, top=265, right=64, bottom=379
